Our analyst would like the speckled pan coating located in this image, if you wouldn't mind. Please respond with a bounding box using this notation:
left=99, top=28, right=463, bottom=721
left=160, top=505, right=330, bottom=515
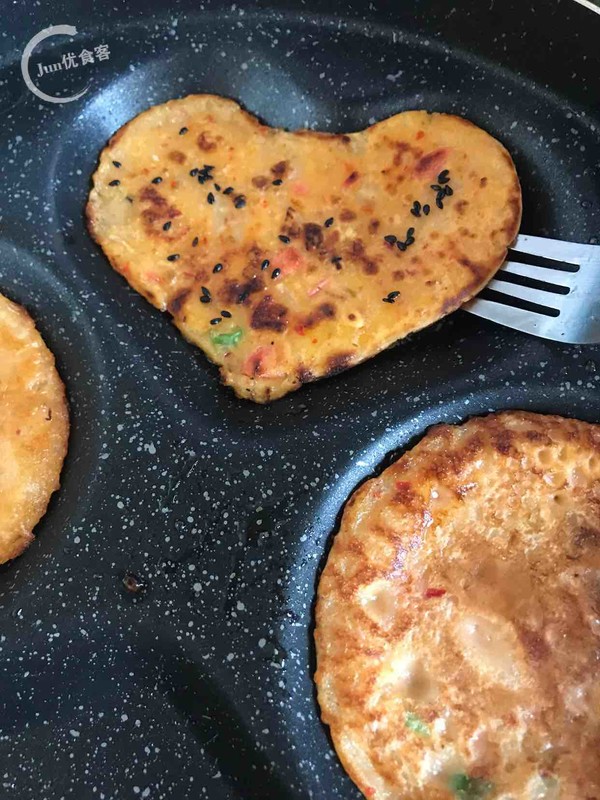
left=0, top=1, right=599, bottom=798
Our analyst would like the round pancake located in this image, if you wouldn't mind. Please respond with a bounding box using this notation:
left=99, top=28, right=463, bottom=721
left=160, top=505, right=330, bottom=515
left=87, top=95, right=521, bottom=402
left=0, top=292, right=69, bottom=562
left=314, top=411, right=600, bottom=800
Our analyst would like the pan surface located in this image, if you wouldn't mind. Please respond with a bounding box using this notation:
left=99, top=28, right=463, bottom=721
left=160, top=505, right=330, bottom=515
left=0, top=0, right=599, bottom=797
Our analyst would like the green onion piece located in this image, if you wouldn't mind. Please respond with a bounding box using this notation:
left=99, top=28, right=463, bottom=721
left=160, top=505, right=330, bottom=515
left=211, top=327, right=243, bottom=348
left=404, top=712, right=429, bottom=736
left=448, top=773, right=494, bottom=799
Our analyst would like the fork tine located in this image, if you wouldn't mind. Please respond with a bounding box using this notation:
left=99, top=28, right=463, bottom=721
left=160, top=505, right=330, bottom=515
left=500, top=259, right=574, bottom=288
left=512, top=233, right=588, bottom=264
left=464, top=297, right=558, bottom=339
left=485, top=278, right=562, bottom=308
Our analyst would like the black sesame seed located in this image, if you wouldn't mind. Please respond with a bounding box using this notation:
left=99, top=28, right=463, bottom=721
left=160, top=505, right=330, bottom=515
left=163, top=221, right=172, bottom=231
left=126, top=196, right=134, bottom=203
left=406, top=236, right=415, bottom=246
left=210, top=318, right=221, bottom=325
left=444, top=185, right=453, bottom=196
left=324, top=217, right=334, bottom=227
left=207, top=192, right=215, bottom=204
left=223, top=187, right=234, bottom=195
left=437, top=169, right=450, bottom=184
left=406, top=227, right=415, bottom=238
left=200, top=295, right=211, bottom=304
left=179, top=126, right=189, bottom=135
left=237, top=290, right=250, bottom=303
left=152, top=176, right=163, bottom=184
left=190, top=168, right=199, bottom=177
left=384, top=234, right=397, bottom=245
left=221, top=310, right=232, bottom=318
left=167, top=254, right=180, bottom=262
left=382, top=297, right=394, bottom=303
left=436, top=196, right=444, bottom=210
left=234, top=195, right=246, bottom=209
left=201, top=286, right=211, bottom=298
left=423, top=204, right=431, bottom=215
left=197, top=165, right=214, bottom=185
left=261, top=259, right=270, bottom=271
left=411, top=200, right=421, bottom=216
left=430, top=184, right=442, bottom=192
left=278, top=234, right=290, bottom=244
left=192, top=236, right=199, bottom=247
left=271, top=268, right=281, bottom=279
left=108, top=179, right=120, bottom=186
left=331, top=255, right=342, bottom=263
left=388, top=290, right=400, bottom=299
left=213, top=263, right=223, bottom=273
left=272, top=179, right=283, bottom=186
left=397, top=241, right=407, bottom=251
left=112, top=160, right=121, bottom=168
left=214, top=183, right=221, bottom=192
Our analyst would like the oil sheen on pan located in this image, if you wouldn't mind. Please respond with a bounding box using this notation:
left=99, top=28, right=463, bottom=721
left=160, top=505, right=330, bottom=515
left=87, top=95, right=522, bottom=402
left=315, top=411, right=600, bottom=800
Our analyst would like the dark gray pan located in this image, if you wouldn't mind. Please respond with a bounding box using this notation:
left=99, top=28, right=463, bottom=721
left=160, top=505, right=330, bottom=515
left=0, top=0, right=598, bottom=797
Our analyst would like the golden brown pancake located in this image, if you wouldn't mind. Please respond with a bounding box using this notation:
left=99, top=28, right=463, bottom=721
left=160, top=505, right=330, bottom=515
left=0, top=292, right=69, bottom=562
left=87, top=95, right=521, bottom=402
left=315, top=411, right=600, bottom=800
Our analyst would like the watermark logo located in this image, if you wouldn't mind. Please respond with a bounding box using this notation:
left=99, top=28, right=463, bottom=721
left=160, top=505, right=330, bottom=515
left=21, top=25, right=111, bottom=104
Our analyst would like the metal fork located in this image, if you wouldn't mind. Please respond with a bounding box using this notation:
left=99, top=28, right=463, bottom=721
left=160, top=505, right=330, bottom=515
left=464, top=234, right=600, bottom=344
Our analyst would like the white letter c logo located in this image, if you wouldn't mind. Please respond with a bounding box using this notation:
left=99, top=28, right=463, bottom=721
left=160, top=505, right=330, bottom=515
left=21, top=25, right=89, bottom=104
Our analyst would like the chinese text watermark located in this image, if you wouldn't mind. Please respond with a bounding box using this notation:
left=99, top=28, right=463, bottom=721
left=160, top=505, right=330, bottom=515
left=21, top=25, right=111, bottom=104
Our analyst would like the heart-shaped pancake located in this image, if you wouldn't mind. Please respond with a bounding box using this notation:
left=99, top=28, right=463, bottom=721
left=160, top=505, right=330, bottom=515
left=87, top=96, right=521, bottom=402
left=0, top=292, right=69, bottom=562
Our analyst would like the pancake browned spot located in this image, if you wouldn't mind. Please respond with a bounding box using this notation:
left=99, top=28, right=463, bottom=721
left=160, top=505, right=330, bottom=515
left=251, top=296, right=288, bottom=332
left=197, top=131, right=218, bottom=151
left=326, top=352, right=353, bottom=376
left=304, top=223, right=323, bottom=251
left=222, top=276, right=263, bottom=306
left=302, top=302, right=336, bottom=330
left=168, top=288, right=191, bottom=316
left=139, top=186, right=181, bottom=228
left=414, top=147, right=449, bottom=177
left=297, top=365, right=314, bottom=383
left=271, top=160, right=288, bottom=177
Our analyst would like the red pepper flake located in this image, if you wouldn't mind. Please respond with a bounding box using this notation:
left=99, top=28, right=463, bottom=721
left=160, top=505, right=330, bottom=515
left=424, top=587, right=446, bottom=599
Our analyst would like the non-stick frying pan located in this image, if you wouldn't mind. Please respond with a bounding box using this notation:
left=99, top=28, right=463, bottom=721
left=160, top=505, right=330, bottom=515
left=0, top=0, right=599, bottom=797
